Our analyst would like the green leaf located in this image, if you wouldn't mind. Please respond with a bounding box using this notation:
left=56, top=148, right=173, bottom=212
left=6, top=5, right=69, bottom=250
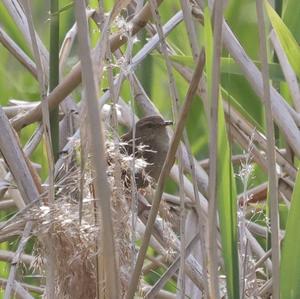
left=280, top=169, right=300, bottom=298
left=283, top=0, right=300, bottom=43
left=50, top=2, right=74, bottom=16
left=0, top=3, right=32, bottom=58
left=165, top=55, right=284, bottom=81
left=204, top=7, right=240, bottom=299
left=265, top=0, right=300, bottom=78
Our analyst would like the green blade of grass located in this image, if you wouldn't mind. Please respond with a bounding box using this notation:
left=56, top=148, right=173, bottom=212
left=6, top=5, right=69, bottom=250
left=265, top=0, right=300, bottom=78
left=49, top=0, right=60, bottom=161
left=166, top=55, right=285, bottom=82
left=283, top=0, right=300, bottom=43
left=280, top=169, right=300, bottom=299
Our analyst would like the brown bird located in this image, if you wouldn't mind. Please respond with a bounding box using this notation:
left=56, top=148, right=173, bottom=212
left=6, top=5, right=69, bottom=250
left=121, top=115, right=172, bottom=188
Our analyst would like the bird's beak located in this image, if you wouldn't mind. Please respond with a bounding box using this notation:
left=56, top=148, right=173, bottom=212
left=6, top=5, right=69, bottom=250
left=163, top=120, right=173, bottom=126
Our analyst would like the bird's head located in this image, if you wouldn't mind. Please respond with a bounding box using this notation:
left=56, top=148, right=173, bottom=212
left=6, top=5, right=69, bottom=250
left=135, top=115, right=173, bottom=139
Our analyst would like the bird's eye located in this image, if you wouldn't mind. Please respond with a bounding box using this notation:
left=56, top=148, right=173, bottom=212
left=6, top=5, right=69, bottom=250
left=142, top=123, right=152, bottom=129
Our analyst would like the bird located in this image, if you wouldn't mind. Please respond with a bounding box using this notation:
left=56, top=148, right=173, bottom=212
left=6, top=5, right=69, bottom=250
left=121, top=115, right=172, bottom=188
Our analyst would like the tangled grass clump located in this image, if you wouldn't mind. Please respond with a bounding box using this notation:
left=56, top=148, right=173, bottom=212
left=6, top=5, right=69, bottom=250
left=26, top=135, right=153, bottom=298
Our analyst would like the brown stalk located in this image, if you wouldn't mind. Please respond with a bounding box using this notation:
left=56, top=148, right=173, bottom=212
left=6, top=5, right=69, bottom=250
left=74, top=0, right=120, bottom=297
left=0, top=249, right=34, bottom=266
left=207, top=1, right=225, bottom=297
left=0, top=108, right=42, bottom=206
left=0, top=27, right=37, bottom=78
left=145, top=234, right=200, bottom=299
left=4, top=222, right=32, bottom=299
left=0, top=278, right=40, bottom=298
left=256, top=2, right=280, bottom=298
left=147, top=1, right=187, bottom=297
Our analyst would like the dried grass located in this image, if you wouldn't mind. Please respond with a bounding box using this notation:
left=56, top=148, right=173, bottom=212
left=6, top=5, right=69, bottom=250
left=18, top=135, right=153, bottom=298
